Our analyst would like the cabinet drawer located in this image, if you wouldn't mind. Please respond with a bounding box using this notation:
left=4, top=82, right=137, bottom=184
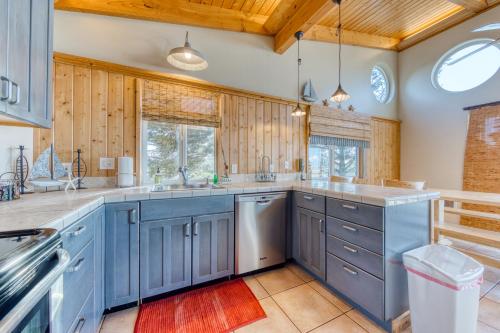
left=68, top=290, right=95, bottom=333
left=62, top=213, right=95, bottom=259
left=141, top=195, right=234, bottom=221
left=61, top=240, right=95, bottom=333
left=326, top=235, right=383, bottom=279
left=326, top=217, right=383, bottom=255
left=326, top=254, right=384, bottom=320
left=326, top=198, right=383, bottom=231
left=295, top=192, right=325, bottom=214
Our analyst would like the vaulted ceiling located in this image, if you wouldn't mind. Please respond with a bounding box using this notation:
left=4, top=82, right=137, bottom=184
left=54, top=0, right=499, bottom=53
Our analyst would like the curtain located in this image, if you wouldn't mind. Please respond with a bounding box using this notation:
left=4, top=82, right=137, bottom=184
left=141, top=79, right=221, bottom=128
left=309, top=105, right=371, bottom=147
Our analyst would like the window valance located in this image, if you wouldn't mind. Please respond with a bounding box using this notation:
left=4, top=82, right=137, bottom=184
left=309, top=105, right=371, bottom=147
left=141, top=79, right=221, bottom=128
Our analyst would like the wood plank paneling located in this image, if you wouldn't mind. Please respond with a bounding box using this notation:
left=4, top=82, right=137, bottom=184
left=271, top=102, right=280, bottom=171
left=238, top=96, right=248, bottom=174
left=107, top=73, right=124, bottom=176
left=255, top=100, right=264, bottom=172
left=73, top=67, right=91, bottom=168
left=247, top=98, right=256, bottom=173
left=367, top=117, right=400, bottom=185
left=123, top=76, right=137, bottom=159
left=91, top=69, right=108, bottom=177
left=53, top=63, right=73, bottom=163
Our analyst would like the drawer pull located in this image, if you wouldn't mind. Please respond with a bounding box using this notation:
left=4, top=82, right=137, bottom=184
left=343, top=245, right=358, bottom=253
left=73, top=317, right=85, bottom=333
left=67, top=258, right=85, bottom=273
left=342, top=204, right=358, bottom=210
left=342, top=225, right=358, bottom=232
left=70, top=225, right=87, bottom=237
left=343, top=266, right=358, bottom=275
left=184, top=223, right=191, bottom=237
left=303, top=195, right=314, bottom=201
left=129, top=209, right=138, bottom=224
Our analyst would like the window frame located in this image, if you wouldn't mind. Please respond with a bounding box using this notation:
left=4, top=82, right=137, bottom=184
left=141, top=121, right=217, bottom=184
left=370, top=65, right=391, bottom=104
left=431, top=38, right=500, bottom=93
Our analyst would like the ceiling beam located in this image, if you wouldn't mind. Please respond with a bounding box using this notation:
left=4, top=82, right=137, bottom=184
left=274, top=0, right=335, bottom=54
left=305, top=25, right=400, bottom=50
left=54, top=0, right=269, bottom=35
left=264, top=0, right=303, bottom=34
left=446, top=0, right=488, bottom=12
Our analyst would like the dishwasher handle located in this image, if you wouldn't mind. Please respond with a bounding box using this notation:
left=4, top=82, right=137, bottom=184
left=256, top=200, right=272, bottom=205
left=236, top=192, right=287, bottom=202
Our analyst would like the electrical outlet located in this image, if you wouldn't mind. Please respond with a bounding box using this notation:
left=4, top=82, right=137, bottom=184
left=231, top=164, right=238, bottom=174
left=100, top=157, right=115, bottom=170
left=284, top=160, right=290, bottom=170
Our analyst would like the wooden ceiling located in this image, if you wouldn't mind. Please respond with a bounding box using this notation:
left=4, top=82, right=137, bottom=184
left=54, top=0, right=499, bottom=53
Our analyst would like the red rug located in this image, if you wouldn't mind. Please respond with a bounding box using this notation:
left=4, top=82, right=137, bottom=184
left=134, top=279, right=266, bottom=333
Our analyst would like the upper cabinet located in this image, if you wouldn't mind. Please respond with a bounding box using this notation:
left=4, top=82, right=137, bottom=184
left=0, top=0, right=53, bottom=128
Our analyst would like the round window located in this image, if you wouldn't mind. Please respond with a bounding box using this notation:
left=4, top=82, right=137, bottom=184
left=371, top=66, right=390, bottom=103
left=432, top=39, right=500, bottom=92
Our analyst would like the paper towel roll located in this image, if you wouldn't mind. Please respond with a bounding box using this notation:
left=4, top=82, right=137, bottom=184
left=118, top=157, right=133, bottom=175
left=117, top=174, right=134, bottom=187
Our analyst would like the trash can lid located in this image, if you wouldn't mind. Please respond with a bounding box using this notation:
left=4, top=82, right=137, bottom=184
left=403, top=244, right=484, bottom=285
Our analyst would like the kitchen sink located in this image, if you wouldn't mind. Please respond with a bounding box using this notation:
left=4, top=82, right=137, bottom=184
left=151, top=183, right=222, bottom=192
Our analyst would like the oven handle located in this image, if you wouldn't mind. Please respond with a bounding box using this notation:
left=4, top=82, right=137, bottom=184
left=0, top=249, right=70, bottom=332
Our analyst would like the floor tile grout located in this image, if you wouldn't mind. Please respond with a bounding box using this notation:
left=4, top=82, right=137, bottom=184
left=268, top=295, right=303, bottom=333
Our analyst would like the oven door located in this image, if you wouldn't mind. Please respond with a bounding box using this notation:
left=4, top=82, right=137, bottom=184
left=0, top=249, right=70, bottom=333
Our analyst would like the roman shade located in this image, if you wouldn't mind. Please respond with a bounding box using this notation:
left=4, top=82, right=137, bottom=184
left=141, top=79, right=221, bottom=127
left=309, top=105, right=371, bottom=148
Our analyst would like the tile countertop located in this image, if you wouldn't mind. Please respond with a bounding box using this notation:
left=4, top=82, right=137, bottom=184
left=0, top=181, right=439, bottom=232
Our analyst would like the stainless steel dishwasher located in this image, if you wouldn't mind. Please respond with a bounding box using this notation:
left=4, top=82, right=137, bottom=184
left=235, top=192, right=287, bottom=274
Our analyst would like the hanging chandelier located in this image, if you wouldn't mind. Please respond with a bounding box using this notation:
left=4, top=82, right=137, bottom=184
left=330, top=0, right=350, bottom=108
left=167, top=31, right=208, bottom=71
left=292, top=31, right=306, bottom=117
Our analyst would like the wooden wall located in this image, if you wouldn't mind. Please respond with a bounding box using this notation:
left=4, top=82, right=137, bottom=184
left=367, top=117, right=401, bottom=185
left=34, top=54, right=400, bottom=184
left=33, top=62, right=137, bottom=177
left=218, top=95, right=307, bottom=176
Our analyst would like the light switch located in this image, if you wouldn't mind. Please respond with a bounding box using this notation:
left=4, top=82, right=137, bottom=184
left=231, top=164, right=238, bottom=174
left=100, top=157, right=115, bottom=170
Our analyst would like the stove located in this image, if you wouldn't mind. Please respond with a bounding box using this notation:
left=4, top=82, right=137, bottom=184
left=0, top=228, right=70, bottom=332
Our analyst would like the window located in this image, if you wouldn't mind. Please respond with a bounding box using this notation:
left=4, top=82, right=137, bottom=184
left=432, top=39, right=500, bottom=92
left=308, top=144, right=362, bottom=180
left=371, top=66, right=391, bottom=104
left=142, top=120, right=215, bottom=183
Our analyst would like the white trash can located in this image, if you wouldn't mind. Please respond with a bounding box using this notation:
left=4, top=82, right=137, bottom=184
left=403, top=244, right=484, bottom=333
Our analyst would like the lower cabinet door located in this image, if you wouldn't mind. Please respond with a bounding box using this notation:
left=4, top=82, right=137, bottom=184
left=192, top=213, right=234, bottom=285
left=140, top=217, right=192, bottom=298
left=105, top=202, right=140, bottom=308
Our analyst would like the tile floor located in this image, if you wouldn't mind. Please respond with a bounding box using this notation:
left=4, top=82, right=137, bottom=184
left=100, top=263, right=500, bottom=333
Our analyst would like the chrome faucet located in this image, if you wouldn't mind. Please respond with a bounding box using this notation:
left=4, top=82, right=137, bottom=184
left=178, top=166, right=188, bottom=185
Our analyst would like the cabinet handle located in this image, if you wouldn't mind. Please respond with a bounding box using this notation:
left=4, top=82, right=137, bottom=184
left=70, top=225, right=86, bottom=237
left=303, top=195, right=314, bottom=201
left=343, top=245, right=358, bottom=253
left=342, top=225, right=358, bottom=232
left=0, top=76, right=9, bottom=101
left=343, top=266, right=358, bottom=276
left=342, top=204, right=358, bottom=210
left=319, top=219, right=324, bottom=233
left=8, top=81, right=19, bottom=105
left=184, top=223, right=191, bottom=237
left=67, top=258, right=85, bottom=273
left=129, top=209, right=138, bottom=224
left=193, top=222, right=199, bottom=236
left=73, top=317, right=85, bottom=333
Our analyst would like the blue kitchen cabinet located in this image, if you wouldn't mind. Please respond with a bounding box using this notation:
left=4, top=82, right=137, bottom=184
left=140, top=217, right=192, bottom=298
left=93, top=205, right=105, bottom=329
left=105, top=202, right=140, bottom=308
left=192, top=212, right=234, bottom=285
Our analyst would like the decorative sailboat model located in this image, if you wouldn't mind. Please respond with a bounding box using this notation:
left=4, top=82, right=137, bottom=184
left=30, top=144, right=67, bottom=188
left=302, top=79, right=318, bottom=103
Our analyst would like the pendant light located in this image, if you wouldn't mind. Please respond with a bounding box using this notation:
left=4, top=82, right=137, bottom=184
left=292, top=31, right=306, bottom=117
left=330, top=0, right=350, bottom=108
left=167, top=31, right=208, bottom=71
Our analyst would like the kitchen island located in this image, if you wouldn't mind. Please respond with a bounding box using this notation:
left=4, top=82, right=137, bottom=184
left=0, top=181, right=439, bottom=333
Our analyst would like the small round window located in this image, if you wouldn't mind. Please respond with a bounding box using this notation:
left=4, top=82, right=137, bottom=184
left=432, top=39, right=500, bottom=92
left=371, top=66, right=390, bottom=103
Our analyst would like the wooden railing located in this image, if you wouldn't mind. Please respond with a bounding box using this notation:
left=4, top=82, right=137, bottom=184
left=432, top=189, right=500, bottom=268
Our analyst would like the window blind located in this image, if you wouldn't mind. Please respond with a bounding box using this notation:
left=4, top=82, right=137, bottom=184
left=141, top=79, right=221, bottom=128
left=309, top=105, right=371, bottom=147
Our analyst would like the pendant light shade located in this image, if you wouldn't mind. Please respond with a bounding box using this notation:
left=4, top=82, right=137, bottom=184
left=292, top=31, right=306, bottom=117
left=167, top=32, right=208, bottom=71
left=329, top=0, right=350, bottom=107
